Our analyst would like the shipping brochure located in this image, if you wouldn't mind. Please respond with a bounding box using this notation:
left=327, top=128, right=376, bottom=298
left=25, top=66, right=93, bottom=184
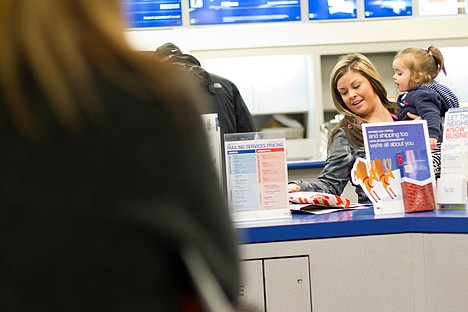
left=224, top=131, right=291, bottom=221
left=437, top=108, right=468, bottom=208
left=440, top=108, right=468, bottom=178
left=355, top=120, right=436, bottom=214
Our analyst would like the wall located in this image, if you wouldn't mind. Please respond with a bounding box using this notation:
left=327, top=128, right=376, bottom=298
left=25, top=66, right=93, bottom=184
left=125, top=16, right=468, bottom=159
left=125, top=17, right=468, bottom=52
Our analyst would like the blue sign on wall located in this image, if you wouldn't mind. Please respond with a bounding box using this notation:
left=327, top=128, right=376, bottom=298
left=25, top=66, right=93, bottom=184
left=364, top=0, right=412, bottom=18
left=309, top=0, right=357, bottom=20
left=189, top=0, right=301, bottom=25
left=123, top=0, right=182, bottom=28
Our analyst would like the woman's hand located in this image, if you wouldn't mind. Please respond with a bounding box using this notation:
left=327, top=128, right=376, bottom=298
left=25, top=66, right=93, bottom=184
left=288, top=183, right=300, bottom=193
left=429, top=138, right=438, bottom=150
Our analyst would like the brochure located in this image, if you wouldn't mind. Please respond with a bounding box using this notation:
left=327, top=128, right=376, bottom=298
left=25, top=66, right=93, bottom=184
left=356, top=120, right=436, bottom=214
left=440, top=108, right=468, bottom=178
left=437, top=108, right=468, bottom=208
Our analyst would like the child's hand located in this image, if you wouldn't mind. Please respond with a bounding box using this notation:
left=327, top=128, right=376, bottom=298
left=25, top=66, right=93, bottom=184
left=288, top=183, right=300, bottom=193
left=429, top=138, right=438, bottom=150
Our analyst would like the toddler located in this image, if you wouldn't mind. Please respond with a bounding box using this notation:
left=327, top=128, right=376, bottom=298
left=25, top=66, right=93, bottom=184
left=392, top=45, right=459, bottom=177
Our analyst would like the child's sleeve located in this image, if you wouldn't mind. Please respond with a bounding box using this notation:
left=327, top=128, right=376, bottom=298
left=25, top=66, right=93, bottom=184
left=413, top=90, right=442, bottom=139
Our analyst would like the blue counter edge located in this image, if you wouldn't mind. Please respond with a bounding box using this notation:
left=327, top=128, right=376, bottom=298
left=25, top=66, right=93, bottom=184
left=287, top=160, right=326, bottom=170
left=236, top=209, right=468, bottom=244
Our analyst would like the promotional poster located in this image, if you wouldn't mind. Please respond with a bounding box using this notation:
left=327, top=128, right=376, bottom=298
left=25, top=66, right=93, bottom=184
left=354, top=120, right=436, bottom=214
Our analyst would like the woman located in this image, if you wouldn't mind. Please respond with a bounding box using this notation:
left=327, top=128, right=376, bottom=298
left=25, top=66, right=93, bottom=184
left=0, top=1, right=240, bottom=311
left=289, top=53, right=400, bottom=203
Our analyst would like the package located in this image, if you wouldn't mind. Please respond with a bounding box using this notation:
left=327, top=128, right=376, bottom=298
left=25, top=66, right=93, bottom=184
left=289, top=191, right=351, bottom=208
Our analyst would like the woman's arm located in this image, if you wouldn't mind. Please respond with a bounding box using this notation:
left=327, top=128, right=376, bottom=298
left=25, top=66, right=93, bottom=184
left=291, top=128, right=356, bottom=196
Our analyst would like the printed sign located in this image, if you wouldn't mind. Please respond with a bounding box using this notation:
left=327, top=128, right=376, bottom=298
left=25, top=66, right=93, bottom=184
left=354, top=120, right=436, bottom=214
left=225, top=131, right=290, bottom=221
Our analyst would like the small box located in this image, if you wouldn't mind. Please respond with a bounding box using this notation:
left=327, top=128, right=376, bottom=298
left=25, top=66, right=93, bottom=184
left=436, top=177, right=468, bottom=204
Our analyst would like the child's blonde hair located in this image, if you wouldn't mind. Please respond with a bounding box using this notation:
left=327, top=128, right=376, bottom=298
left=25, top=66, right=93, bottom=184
left=394, top=45, right=446, bottom=86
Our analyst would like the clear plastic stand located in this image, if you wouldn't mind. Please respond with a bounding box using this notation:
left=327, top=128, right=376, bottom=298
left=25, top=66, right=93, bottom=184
left=224, top=131, right=291, bottom=221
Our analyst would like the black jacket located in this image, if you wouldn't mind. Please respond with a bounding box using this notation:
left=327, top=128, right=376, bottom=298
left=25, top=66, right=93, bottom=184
left=208, top=72, right=257, bottom=134
left=154, top=43, right=256, bottom=136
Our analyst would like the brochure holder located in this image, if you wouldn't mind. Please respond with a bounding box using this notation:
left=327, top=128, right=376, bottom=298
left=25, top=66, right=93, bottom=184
left=224, top=131, right=291, bottom=222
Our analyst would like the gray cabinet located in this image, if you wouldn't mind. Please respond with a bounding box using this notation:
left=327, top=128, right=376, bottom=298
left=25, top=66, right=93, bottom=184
left=239, top=233, right=468, bottom=312
left=264, top=257, right=311, bottom=312
left=239, top=256, right=311, bottom=311
left=423, top=234, right=468, bottom=312
left=239, top=260, right=265, bottom=311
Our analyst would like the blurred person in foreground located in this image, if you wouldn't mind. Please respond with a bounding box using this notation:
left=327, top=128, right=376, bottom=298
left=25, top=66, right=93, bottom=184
left=0, top=1, right=242, bottom=311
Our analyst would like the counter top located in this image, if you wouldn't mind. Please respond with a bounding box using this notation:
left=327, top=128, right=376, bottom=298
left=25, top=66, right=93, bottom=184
left=235, top=208, right=468, bottom=244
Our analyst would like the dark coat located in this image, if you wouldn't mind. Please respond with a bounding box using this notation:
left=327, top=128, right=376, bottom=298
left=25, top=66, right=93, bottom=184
left=154, top=42, right=256, bottom=135
left=0, top=71, right=240, bottom=311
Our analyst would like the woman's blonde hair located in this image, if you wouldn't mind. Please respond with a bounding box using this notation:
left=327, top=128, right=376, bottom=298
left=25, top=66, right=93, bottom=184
left=329, top=53, right=398, bottom=148
left=394, top=45, right=446, bottom=88
left=0, top=0, right=199, bottom=141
